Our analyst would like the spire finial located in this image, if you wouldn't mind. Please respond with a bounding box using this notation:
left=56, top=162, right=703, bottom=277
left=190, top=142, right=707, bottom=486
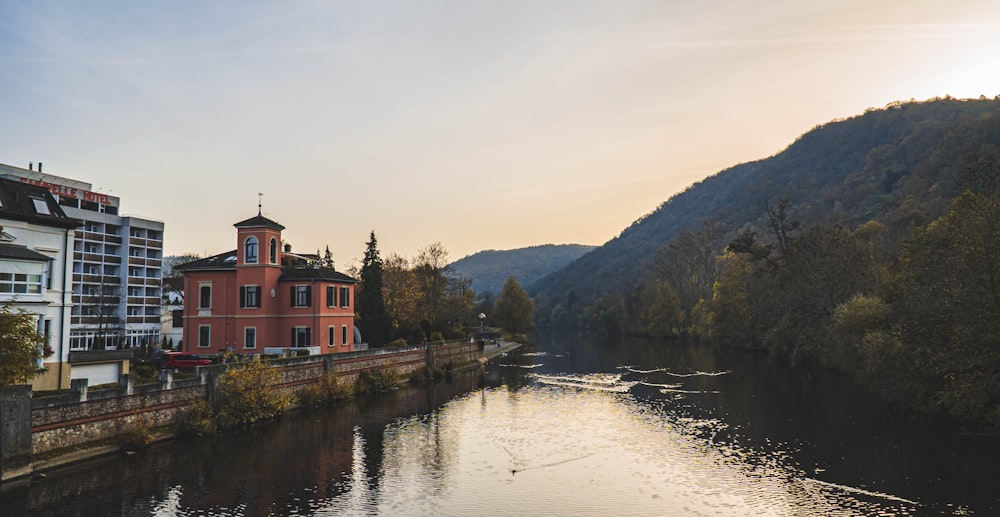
left=257, top=192, right=263, bottom=216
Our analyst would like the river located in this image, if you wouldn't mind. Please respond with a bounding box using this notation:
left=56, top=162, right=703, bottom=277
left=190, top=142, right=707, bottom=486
left=2, top=331, right=998, bottom=516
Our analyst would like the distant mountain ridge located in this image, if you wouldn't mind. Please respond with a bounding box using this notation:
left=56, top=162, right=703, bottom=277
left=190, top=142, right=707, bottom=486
left=531, top=97, right=1000, bottom=311
left=450, top=244, right=596, bottom=296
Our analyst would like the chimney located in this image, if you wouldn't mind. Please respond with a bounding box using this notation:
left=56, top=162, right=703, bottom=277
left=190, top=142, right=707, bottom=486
left=28, top=162, right=33, bottom=171
left=284, top=243, right=292, bottom=253
left=38, top=162, right=42, bottom=172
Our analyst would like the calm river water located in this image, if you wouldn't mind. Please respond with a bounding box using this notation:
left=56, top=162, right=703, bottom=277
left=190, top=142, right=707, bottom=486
left=2, top=331, right=999, bottom=516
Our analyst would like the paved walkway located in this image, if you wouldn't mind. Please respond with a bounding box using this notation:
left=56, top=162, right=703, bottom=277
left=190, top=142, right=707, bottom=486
left=482, top=339, right=524, bottom=361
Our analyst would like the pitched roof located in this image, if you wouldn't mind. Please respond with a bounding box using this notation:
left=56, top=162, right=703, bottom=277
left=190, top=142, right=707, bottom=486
left=174, top=252, right=357, bottom=283
left=174, top=250, right=238, bottom=271
left=0, top=242, right=53, bottom=261
left=233, top=212, right=284, bottom=230
left=0, top=178, right=82, bottom=229
left=279, top=266, right=358, bottom=283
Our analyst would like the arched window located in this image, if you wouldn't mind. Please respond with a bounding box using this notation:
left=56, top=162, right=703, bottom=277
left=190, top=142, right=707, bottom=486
left=245, top=236, right=258, bottom=264
left=269, top=238, right=278, bottom=264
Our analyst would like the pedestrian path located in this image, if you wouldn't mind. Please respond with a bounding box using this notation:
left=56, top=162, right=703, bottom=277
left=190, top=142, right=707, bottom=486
left=483, top=339, right=523, bottom=361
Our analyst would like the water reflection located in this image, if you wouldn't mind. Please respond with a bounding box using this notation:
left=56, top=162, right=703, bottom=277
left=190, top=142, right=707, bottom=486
left=3, top=331, right=999, bottom=515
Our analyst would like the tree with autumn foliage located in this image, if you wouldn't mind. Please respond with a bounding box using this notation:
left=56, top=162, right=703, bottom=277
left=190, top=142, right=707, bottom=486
left=494, top=277, right=535, bottom=336
left=0, top=301, right=45, bottom=386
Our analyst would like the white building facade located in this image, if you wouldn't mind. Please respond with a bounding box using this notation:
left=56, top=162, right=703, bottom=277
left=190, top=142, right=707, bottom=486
left=0, top=163, right=164, bottom=354
left=0, top=177, right=80, bottom=390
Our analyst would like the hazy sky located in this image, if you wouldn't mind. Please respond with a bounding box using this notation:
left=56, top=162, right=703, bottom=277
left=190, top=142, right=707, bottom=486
left=1, top=1, right=998, bottom=269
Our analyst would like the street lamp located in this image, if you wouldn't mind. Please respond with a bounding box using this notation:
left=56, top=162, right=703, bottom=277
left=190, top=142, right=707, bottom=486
left=479, top=313, right=486, bottom=336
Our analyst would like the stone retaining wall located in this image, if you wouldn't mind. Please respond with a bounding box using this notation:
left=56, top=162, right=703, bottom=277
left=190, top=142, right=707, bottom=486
left=8, top=340, right=484, bottom=473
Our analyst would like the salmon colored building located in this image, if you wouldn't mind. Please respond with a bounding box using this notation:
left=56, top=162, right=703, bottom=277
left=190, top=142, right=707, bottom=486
left=176, top=212, right=358, bottom=355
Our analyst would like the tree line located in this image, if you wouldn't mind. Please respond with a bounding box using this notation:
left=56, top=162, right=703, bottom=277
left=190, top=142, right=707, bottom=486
left=538, top=153, right=1000, bottom=429
left=354, top=232, right=535, bottom=348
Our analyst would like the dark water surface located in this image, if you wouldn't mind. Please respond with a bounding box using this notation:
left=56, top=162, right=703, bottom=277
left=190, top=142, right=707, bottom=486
left=2, top=331, right=998, bottom=516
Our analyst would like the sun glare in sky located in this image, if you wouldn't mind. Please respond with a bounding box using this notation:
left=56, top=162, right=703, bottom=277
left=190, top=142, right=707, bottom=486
left=0, top=1, right=998, bottom=267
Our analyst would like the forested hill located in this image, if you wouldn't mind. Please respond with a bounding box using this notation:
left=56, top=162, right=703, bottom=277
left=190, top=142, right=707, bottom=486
left=450, top=244, right=596, bottom=296
left=531, top=97, right=1000, bottom=310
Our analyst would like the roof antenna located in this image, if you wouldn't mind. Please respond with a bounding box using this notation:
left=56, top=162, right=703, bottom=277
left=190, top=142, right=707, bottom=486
left=257, top=192, right=263, bottom=216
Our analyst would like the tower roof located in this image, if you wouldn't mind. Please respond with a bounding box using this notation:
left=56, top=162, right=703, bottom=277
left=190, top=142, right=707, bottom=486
left=233, top=213, right=284, bottom=230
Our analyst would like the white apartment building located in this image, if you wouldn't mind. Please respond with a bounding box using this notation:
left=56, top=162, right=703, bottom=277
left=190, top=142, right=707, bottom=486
left=0, top=177, right=79, bottom=390
left=0, top=162, right=163, bottom=353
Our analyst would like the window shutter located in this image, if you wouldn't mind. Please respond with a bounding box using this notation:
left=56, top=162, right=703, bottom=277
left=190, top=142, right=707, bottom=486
left=240, top=286, right=247, bottom=308
left=290, top=285, right=296, bottom=307
left=306, top=327, right=311, bottom=345
left=254, top=286, right=261, bottom=307
left=305, top=285, right=312, bottom=307
left=291, top=327, right=296, bottom=346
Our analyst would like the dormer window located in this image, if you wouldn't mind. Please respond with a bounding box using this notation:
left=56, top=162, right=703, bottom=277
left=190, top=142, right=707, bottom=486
left=269, top=238, right=277, bottom=264
left=31, top=197, right=50, bottom=215
left=245, top=236, right=258, bottom=264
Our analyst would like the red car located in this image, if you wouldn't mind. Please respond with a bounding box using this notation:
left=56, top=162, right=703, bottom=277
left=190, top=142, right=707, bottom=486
left=162, top=352, right=212, bottom=372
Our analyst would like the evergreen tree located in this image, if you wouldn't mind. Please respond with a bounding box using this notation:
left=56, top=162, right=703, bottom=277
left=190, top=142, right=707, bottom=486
left=358, top=231, right=392, bottom=347
left=494, top=276, right=535, bottom=336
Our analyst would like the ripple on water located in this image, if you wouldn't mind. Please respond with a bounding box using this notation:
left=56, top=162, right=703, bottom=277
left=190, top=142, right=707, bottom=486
left=531, top=372, right=638, bottom=393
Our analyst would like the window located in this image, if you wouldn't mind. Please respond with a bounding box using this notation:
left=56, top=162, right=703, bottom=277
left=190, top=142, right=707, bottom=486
left=198, top=325, right=211, bottom=348
left=31, top=197, right=50, bottom=215
left=240, top=285, right=261, bottom=308
left=0, top=273, right=43, bottom=294
left=85, top=222, right=102, bottom=233
left=244, top=327, right=257, bottom=349
left=269, top=238, right=277, bottom=264
left=199, top=284, right=212, bottom=309
left=291, top=327, right=311, bottom=347
left=342, top=325, right=349, bottom=346
left=291, top=285, right=311, bottom=307
left=83, top=264, right=100, bottom=275
left=42, top=319, right=52, bottom=350
left=245, top=236, right=258, bottom=264
left=327, top=285, right=337, bottom=308
left=328, top=326, right=336, bottom=347
left=130, top=228, right=144, bottom=238
left=339, top=287, right=350, bottom=308
left=129, top=267, right=143, bottom=277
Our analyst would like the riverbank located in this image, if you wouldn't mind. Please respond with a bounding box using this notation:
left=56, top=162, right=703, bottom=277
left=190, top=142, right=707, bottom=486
left=480, top=339, right=524, bottom=363
left=11, top=332, right=997, bottom=515
left=5, top=340, right=525, bottom=485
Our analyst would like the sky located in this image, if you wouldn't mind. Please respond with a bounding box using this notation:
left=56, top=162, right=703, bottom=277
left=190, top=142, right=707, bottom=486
left=1, top=1, right=998, bottom=270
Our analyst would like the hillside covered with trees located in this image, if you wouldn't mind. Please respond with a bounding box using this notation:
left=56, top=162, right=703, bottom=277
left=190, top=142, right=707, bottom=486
left=530, top=97, right=1000, bottom=428
left=450, top=244, right=596, bottom=296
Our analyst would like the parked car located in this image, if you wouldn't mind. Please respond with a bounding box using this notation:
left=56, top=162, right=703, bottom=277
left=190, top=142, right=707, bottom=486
left=162, top=352, right=212, bottom=372
left=135, top=350, right=166, bottom=366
